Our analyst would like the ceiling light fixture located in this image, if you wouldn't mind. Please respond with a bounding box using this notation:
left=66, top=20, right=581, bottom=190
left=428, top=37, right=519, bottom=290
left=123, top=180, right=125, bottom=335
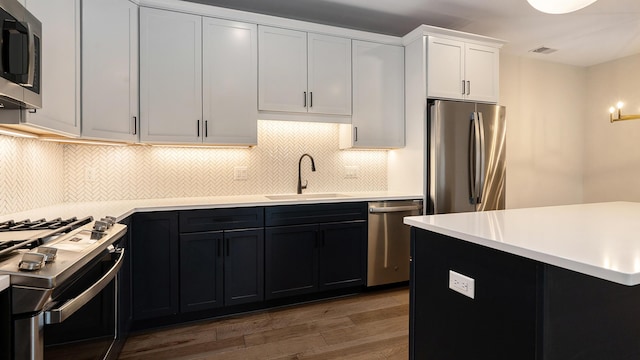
left=526, top=0, right=598, bottom=14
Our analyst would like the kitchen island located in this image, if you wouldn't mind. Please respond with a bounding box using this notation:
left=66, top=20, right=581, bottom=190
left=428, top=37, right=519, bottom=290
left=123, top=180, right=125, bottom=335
left=404, top=202, right=640, bottom=360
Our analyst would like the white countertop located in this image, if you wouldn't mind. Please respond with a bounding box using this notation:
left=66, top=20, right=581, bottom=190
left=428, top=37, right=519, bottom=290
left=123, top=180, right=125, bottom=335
left=0, top=275, right=8, bottom=292
left=0, top=192, right=421, bottom=223
left=404, top=202, right=640, bottom=286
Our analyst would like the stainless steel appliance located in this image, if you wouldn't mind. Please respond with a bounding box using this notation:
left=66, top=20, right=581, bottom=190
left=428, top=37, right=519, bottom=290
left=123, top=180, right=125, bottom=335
left=0, top=0, right=42, bottom=109
left=0, top=216, right=127, bottom=360
left=427, top=99, right=506, bottom=214
left=367, top=200, right=423, bottom=286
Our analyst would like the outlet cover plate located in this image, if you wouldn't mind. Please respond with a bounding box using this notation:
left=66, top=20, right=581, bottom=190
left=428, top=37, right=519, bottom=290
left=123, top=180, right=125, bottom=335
left=449, top=270, right=475, bottom=299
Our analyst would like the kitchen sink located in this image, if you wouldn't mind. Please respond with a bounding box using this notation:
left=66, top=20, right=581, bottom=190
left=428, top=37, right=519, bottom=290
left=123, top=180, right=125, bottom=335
left=265, top=193, right=350, bottom=201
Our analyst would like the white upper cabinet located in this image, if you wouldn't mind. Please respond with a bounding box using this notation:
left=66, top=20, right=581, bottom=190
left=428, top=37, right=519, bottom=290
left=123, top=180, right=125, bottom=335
left=340, top=40, right=404, bottom=149
left=427, top=36, right=499, bottom=103
left=202, top=18, right=257, bottom=145
left=140, top=8, right=203, bottom=144
left=24, top=0, right=81, bottom=137
left=258, top=26, right=307, bottom=113
left=307, top=33, right=351, bottom=115
left=463, top=43, right=500, bottom=103
left=258, top=25, right=351, bottom=116
left=140, top=7, right=257, bottom=145
left=82, top=0, right=139, bottom=142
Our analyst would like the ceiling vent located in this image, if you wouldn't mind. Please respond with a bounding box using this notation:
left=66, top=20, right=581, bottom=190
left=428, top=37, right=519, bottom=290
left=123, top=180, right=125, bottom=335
left=530, top=46, right=558, bottom=54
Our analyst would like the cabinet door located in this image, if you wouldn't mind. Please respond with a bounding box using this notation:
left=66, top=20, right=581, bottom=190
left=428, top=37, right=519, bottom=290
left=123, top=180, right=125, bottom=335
left=202, top=18, right=257, bottom=145
left=82, top=0, right=138, bottom=142
left=258, top=26, right=307, bottom=113
left=426, top=37, right=464, bottom=101
left=319, top=221, right=366, bottom=290
left=140, top=8, right=202, bottom=144
left=25, top=0, right=81, bottom=136
left=132, top=212, right=179, bottom=320
left=224, top=229, right=264, bottom=306
left=349, top=41, right=404, bottom=148
left=464, top=43, right=499, bottom=103
left=265, top=224, right=318, bottom=300
left=180, top=231, right=224, bottom=312
left=307, top=33, right=351, bottom=115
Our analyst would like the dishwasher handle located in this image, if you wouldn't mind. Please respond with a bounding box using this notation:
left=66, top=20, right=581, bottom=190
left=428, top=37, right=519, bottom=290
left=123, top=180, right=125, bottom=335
left=369, top=205, right=423, bottom=213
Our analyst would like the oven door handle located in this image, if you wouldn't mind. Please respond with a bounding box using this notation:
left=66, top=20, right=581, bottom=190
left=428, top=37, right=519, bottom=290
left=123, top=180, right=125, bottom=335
left=44, top=248, right=124, bottom=325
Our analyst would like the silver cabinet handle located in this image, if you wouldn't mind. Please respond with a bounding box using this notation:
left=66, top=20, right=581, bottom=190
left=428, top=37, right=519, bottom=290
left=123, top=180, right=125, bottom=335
left=197, top=120, right=200, bottom=137
left=369, top=205, right=423, bottom=213
left=303, top=92, right=307, bottom=108
left=45, top=248, right=124, bottom=324
left=467, top=81, right=471, bottom=95
left=462, top=80, right=466, bottom=95
left=132, top=116, right=137, bottom=135
left=354, top=126, right=358, bottom=142
left=205, top=120, right=208, bottom=138
left=310, top=92, right=313, bottom=108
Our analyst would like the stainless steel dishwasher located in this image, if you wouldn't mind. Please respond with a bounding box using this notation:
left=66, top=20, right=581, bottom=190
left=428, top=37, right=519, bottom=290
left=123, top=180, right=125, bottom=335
left=367, top=200, right=423, bottom=286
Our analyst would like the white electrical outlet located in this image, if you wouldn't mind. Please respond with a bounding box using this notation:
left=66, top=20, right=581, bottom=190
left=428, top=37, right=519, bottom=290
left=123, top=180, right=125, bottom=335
left=233, top=166, right=248, bottom=181
left=84, top=167, right=97, bottom=182
left=449, top=270, right=475, bottom=299
left=345, top=165, right=359, bottom=179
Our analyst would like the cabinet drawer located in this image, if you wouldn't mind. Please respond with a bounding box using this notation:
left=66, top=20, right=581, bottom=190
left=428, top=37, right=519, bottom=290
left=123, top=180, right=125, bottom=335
left=265, top=202, right=367, bottom=227
left=179, top=207, right=264, bottom=232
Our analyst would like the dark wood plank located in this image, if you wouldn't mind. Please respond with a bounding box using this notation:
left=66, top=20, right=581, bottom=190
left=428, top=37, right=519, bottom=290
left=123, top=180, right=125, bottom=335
left=120, top=287, right=408, bottom=360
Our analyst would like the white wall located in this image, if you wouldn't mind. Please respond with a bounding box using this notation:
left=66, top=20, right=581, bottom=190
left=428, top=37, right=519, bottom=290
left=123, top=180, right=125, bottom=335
left=388, top=36, right=425, bottom=196
left=499, top=53, right=586, bottom=209
left=584, top=53, right=640, bottom=202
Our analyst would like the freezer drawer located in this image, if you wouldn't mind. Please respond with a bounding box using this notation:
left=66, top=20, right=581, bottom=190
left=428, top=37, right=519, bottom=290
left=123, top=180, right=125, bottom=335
left=367, top=200, right=422, bottom=286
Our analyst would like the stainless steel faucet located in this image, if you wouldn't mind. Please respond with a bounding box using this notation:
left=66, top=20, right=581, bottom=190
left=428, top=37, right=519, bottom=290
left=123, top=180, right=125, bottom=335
left=297, top=153, right=316, bottom=194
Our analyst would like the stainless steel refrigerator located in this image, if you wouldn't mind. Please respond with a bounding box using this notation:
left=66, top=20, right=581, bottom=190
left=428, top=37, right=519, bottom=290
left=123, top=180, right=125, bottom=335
left=426, top=99, right=506, bottom=214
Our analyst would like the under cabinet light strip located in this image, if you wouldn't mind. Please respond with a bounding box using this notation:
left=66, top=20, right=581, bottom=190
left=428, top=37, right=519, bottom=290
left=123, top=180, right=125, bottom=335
left=0, top=126, right=39, bottom=138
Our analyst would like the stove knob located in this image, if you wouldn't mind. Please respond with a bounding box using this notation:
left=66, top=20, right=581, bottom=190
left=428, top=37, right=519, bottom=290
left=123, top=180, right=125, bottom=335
left=19, top=252, right=46, bottom=271
left=93, top=220, right=108, bottom=232
left=37, top=246, right=58, bottom=262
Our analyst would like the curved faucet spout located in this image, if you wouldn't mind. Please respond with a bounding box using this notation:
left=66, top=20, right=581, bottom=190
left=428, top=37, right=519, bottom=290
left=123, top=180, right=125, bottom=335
left=297, top=154, right=316, bottom=194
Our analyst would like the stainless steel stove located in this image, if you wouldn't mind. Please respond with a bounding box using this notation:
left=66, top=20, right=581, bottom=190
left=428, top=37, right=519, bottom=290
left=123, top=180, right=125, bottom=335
left=0, top=215, right=128, bottom=360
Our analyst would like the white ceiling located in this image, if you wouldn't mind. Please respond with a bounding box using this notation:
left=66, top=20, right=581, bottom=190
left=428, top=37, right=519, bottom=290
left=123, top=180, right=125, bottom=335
left=182, top=0, right=640, bottom=67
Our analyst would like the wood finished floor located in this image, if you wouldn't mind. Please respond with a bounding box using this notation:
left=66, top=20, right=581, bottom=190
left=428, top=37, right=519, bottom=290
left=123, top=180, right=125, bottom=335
left=119, top=287, right=409, bottom=360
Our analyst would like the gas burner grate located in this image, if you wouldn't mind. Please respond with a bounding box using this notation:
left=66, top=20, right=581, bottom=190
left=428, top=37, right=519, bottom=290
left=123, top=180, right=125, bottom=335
left=0, top=217, right=79, bottom=232
left=0, top=216, right=93, bottom=259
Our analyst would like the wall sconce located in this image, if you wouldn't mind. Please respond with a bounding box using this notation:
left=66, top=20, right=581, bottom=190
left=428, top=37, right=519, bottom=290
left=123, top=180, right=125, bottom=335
left=609, top=102, right=640, bottom=123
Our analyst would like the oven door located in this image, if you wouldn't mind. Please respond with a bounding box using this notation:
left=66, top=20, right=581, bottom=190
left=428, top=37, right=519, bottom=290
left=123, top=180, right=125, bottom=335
left=42, top=247, right=124, bottom=360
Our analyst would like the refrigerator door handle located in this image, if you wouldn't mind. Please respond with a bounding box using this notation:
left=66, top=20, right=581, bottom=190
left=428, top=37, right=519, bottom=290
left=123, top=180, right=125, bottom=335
left=477, top=112, right=486, bottom=204
left=468, top=113, right=477, bottom=204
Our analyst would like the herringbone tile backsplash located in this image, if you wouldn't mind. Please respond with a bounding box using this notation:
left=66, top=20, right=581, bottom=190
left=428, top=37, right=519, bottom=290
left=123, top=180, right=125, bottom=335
left=1, top=120, right=387, bottom=213
left=63, top=121, right=387, bottom=202
left=0, top=135, right=64, bottom=215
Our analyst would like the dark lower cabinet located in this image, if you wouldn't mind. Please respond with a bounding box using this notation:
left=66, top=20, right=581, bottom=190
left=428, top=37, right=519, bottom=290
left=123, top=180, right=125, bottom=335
left=1, top=287, right=10, bottom=360
left=410, top=228, right=539, bottom=360
left=132, top=212, right=179, bottom=320
left=224, top=229, right=264, bottom=306
left=265, top=217, right=367, bottom=300
left=265, top=224, right=319, bottom=299
left=131, top=203, right=367, bottom=330
left=319, top=221, right=366, bottom=291
left=411, top=227, right=640, bottom=360
left=180, top=231, right=224, bottom=312
left=179, top=208, right=265, bottom=312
